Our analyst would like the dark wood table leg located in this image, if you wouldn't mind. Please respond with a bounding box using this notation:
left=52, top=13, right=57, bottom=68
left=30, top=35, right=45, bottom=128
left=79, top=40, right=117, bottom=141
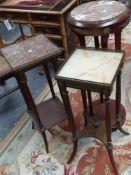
left=77, top=34, right=99, bottom=126
left=116, top=70, right=129, bottom=135
left=81, top=90, right=88, bottom=126
left=78, top=34, right=86, bottom=46
left=43, top=63, right=55, bottom=98
left=15, top=72, right=32, bottom=111
left=58, top=81, right=78, bottom=163
left=92, top=32, right=126, bottom=131
left=105, top=95, right=118, bottom=175
left=115, top=30, right=121, bottom=50
left=87, top=90, right=100, bottom=127
left=100, top=34, right=109, bottom=103
left=15, top=71, right=49, bottom=153
left=52, top=57, right=59, bottom=72
left=94, top=36, right=99, bottom=48
left=19, top=24, right=25, bottom=40
left=101, top=34, right=109, bottom=49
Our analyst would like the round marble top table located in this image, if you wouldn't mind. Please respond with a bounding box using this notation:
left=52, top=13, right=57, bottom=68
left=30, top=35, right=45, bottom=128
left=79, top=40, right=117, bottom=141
left=67, top=1, right=130, bottom=130
left=68, top=1, right=129, bottom=39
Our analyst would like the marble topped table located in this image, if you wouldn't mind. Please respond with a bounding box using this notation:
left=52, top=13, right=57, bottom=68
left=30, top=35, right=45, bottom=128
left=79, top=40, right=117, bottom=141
left=0, top=34, right=67, bottom=155
left=71, top=1, right=127, bottom=23
left=1, top=34, right=61, bottom=72
left=68, top=1, right=129, bottom=38
left=56, top=47, right=129, bottom=172
left=0, top=34, right=62, bottom=99
left=67, top=0, right=130, bottom=130
left=58, top=49, right=123, bottom=85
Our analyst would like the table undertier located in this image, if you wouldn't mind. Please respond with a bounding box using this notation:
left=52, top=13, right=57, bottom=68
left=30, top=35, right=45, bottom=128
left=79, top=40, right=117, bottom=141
left=77, top=118, right=107, bottom=144
left=30, top=97, right=67, bottom=130
left=92, top=99, right=126, bottom=131
left=74, top=99, right=126, bottom=144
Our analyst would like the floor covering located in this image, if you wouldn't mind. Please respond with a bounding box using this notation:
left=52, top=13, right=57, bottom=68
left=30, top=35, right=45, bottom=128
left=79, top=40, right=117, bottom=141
left=0, top=21, right=131, bottom=175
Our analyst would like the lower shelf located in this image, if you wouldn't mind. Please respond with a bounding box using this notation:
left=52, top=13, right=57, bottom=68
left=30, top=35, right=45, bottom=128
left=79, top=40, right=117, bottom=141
left=92, top=99, right=126, bottom=131
left=30, top=96, right=67, bottom=130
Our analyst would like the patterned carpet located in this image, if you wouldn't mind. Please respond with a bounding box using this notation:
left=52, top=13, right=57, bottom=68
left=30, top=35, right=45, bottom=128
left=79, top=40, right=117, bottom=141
left=0, top=22, right=131, bottom=175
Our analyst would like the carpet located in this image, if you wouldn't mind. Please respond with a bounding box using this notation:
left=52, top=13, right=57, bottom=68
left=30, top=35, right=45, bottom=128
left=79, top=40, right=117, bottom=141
left=0, top=22, right=131, bottom=175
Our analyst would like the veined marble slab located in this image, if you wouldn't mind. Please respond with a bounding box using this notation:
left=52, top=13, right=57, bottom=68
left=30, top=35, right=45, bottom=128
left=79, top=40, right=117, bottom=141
left=71, top=1, right=127, bottom=22
left=58, top=48, right=123, bottom=85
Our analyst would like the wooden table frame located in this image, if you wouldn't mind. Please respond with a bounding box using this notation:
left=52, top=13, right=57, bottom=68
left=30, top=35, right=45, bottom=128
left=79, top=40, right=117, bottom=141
left=0, top=34, right=68, bottom=156
left=67, top=1, right=130, bottom=130
left=56, top=47, right=129, bottom=174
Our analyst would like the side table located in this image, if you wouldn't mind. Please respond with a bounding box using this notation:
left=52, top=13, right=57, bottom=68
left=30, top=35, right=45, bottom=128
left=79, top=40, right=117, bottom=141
left=67, top=0, right=130, bottom=130
left=0, top=34, right=67, bottom=154
left=56, top=47, right=129, bottom=174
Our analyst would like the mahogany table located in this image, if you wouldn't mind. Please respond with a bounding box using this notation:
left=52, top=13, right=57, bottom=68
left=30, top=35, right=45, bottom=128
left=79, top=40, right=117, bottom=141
left=67, top=0, right=130, bottom=130
left=56, top=47, right=129, bottom=173
left=0, top=34, right=67, bottom=154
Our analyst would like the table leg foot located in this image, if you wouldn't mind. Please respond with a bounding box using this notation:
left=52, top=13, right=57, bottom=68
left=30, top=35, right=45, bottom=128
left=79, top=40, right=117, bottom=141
left=85, top=110, right=100, bottom=127
left=118, top=125, right=129, bottom=135
left=92, top=114, right=100, bottom=127
left=67, top=140, right=78, bottom=164
left=107, top=145, right=119, bottom=175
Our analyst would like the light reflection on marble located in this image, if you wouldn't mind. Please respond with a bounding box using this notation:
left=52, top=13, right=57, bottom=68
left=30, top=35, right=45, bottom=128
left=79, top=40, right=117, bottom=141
left=71, top=1, right=127, bottom=22
left=58, top=49, right=123, bottom=85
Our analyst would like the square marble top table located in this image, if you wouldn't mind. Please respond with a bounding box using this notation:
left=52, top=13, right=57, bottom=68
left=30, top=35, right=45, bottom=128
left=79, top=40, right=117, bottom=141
left=56, top=48, right=124, bottom=92
left=0, top=34, right=62, bottom=72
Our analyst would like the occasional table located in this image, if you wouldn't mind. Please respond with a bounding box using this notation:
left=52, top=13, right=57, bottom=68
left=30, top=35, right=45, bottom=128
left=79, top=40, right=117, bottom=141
left=0, top=34, right=67, bottom=154
left=67, top=0, right=130, bottom=130
left=56, top=47, right=129, bottom=173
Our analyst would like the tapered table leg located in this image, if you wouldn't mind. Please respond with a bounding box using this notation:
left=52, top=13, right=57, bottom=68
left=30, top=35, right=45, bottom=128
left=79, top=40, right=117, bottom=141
left=78, top=35, right=100, bottom=127
left=81, top=90, right=88, bottom=126
left=115, top=31, right=121, bottom=50
left=15, top=71, right=49, bottom=153
left=58, top=81, right=78, bottom=163
left=105, top=95, right=118, bottom=175
left=43, top=63, right=55, bottom=98
left=116, top=70, right=129, bottom=135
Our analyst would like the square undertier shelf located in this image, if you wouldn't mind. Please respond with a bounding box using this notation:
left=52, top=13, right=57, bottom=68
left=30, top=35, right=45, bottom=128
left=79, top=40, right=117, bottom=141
left=30, top=96, right=67, bottom=130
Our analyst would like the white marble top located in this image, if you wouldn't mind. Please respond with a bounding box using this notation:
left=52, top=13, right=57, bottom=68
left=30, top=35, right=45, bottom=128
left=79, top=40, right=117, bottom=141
left=57, top=49, right=123, bottom=85
left=71, top=1, right=127, bottom=22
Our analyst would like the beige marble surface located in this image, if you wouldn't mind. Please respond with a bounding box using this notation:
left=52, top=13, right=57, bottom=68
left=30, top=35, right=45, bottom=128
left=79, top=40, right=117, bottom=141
left=57, top=48, right=123, bottom=85
left=71, top=1, right=127, bottom=22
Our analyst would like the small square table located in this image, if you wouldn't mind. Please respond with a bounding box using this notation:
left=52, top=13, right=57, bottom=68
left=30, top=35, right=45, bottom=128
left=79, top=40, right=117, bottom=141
left=0, top=34, right=62, bottom=104
left=0, top=34, right=67, bottom=154
left=56, top=47, right=129, bottom=174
